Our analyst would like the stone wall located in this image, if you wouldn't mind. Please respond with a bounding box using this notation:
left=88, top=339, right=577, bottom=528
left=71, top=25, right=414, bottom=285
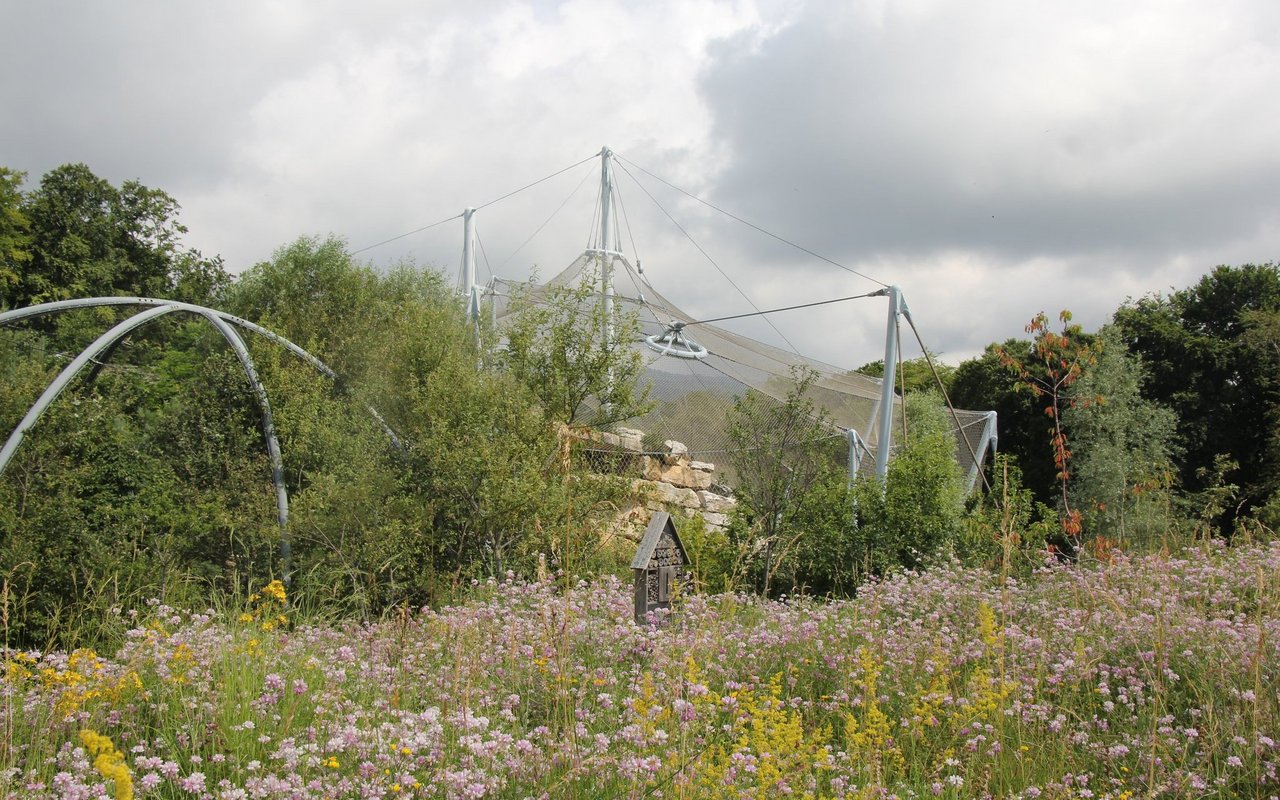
left=600, top=428, right=736, bottom=540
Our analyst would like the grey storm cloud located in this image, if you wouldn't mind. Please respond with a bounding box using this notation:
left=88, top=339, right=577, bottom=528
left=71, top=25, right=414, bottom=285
left=699, top=0, right=1280, bottom=268
left=2, top=0, right=1278, bottom=366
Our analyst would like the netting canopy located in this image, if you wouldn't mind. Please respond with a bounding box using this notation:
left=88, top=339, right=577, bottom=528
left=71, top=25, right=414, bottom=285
left=489, top=250, right=997, bottom=490
left=451, top=147, right=997, bottom=491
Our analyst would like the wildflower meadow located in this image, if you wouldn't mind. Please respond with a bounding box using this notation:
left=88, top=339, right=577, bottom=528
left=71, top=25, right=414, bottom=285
left=4, top=540, right=1280, bottom=799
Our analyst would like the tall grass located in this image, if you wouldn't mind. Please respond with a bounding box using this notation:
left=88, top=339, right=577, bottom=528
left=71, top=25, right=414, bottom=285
left=3, top=541, right=1279, bottom=798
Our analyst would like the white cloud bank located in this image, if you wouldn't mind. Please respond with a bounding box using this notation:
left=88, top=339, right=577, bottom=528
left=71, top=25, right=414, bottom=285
left=2, top=0, right=1277, bottom=366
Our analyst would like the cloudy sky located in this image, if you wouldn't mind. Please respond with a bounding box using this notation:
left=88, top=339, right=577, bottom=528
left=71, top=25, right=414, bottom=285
left=3, top=0, right=1278, bottom=368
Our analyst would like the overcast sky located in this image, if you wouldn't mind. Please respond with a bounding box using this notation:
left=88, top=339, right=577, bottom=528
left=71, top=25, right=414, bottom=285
left=3, top=0, right=1278, bottom=368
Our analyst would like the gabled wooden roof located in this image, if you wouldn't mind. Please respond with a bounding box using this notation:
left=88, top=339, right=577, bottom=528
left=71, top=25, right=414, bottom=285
left=630, top=511, right=689, bottom=570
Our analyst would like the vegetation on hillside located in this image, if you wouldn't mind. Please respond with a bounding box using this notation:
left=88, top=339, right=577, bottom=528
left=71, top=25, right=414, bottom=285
left=2, top=162, right=1279, bottom=653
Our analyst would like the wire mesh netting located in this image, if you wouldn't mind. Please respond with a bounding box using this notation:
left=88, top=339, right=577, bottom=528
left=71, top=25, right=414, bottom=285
left=489, top=251, right=996, bottom=489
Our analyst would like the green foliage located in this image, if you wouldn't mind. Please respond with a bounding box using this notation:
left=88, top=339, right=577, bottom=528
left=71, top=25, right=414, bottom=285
left=725, top=368, right=856, bottom=596
left=852, top=393, right=968, bottom=576
left=0, top=168, right=32, bottom=303
left=855, top=353, right=954, bottom=395
left=227, top=239, right=636, bottom=609
left=0, top=324, right=278, bottom=647
left=1114, top=264, right=1280, bottom=526
left=678, top=514, right=742, bottom=594
left=1062, top=325, right=1180, bottom=549
left=4, top=163, right=228, bottom=309
left=499, top=268, right=652, bottom=429
left=950, top=340, right=1057, bottom=505
left=960, top=454, right=1057, bottom=573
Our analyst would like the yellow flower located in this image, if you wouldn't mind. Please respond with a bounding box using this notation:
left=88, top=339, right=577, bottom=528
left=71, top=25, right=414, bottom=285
left=261, top=580, right=287, bottom=603
left=80, top=730, right=133, bottom=800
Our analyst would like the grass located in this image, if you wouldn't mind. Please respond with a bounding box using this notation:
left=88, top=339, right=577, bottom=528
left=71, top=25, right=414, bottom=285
left=3, top=542, right=1280, bottom=799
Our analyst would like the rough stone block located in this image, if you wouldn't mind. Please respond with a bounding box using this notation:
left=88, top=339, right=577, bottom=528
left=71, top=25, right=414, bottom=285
left=615, top=427, right=645, bottom=452
left=662, top=439, right=689, bottom=465
left=698, top=490, right=736, bottom=513
left=660, top=463, right=713, bottom=490
left=701, top=511, right=729, bottom=529
left=641, top=456, right=663, bottom=482
left=635, top=479, right=699, bottom=509
left=597, top=431, right=622, bottom=449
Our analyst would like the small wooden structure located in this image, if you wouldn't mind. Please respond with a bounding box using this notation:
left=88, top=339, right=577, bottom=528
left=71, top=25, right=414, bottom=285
left=631, top=512, right=690, bottom=623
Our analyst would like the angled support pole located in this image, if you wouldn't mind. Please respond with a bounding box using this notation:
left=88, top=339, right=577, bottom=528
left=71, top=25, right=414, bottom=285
left=966, top=411, right=999, bottom=493
left=461, top=206, right=479, bottom=324
left=873, top=285, right=904, bottom=482
left=846, top=428, right=869, bottom=485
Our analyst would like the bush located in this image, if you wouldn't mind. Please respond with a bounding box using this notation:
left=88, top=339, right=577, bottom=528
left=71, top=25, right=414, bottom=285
left=852, top=392, right=967, bottom=576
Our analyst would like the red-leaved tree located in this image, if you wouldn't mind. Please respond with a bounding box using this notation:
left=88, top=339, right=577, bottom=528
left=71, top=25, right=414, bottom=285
left=997, top=311, right=1102, bottom=549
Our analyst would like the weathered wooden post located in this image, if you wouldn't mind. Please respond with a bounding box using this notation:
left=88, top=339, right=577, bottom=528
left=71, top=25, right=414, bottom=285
left=631, top=511, right=690, bottom=624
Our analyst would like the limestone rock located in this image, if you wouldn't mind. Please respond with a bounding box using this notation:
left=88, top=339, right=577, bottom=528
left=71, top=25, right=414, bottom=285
left=701, top=511, right=729, bottom=529
left=698, top=490, right=736, bottom=514
left=634, top=479, right=699, bottom=510
left=615, top=427, right=645, bottom=452
left=662, top=439, right=689, bottom=465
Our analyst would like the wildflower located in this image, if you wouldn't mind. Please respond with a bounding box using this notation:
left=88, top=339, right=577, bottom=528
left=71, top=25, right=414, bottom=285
left=79, top=730, right=133, bottom=800
left=179, top=772, right=207, bottom=793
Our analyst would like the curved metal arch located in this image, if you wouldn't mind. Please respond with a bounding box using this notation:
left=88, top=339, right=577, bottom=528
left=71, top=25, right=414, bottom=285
left=0, top=297, right=402, bottom=449
left=0, top=302, right=295, bottom=574
left=197, top=310, right=290, bottom=538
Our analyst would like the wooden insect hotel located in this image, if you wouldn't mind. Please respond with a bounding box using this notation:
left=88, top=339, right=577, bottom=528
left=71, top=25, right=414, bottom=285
left=631, top=511, right=690, bottom=623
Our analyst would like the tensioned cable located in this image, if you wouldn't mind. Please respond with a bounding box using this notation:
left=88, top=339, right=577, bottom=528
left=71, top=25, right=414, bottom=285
left=352, top=153, right=599, bottom=257
left=475, top=153, right=599, bottom=213
left=495, top=160, right=598, bottom=276
left=613, top=160, right=802, bottom=355
left=681, top=291, right=882, bottom=328
left=475, top=226, right=494, bottom=283
left=901, top=309, right=992, bottom=494
left=614, top=153, right=888, bottom=288
left=614, top=177, right=640, bottom=264
left=352, top=213, right=462, bottom=256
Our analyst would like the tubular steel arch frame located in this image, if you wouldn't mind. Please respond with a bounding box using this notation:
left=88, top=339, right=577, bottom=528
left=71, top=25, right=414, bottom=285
left=0, top=297, right=399, bottom=578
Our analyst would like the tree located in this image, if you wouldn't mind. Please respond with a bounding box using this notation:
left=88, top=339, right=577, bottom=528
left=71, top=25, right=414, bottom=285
left=9, top=163, right=227, bottom=308
left=950, top=341, right=1058, bottom=505
left=0, top=168, right=32, bottom=304
left=228, top=236, right=387, bottom=374
left=996, top=311, right=1101, bottom=549
left=725, top=368, right=854, bottom=596
left=1113, top=264, right=1280, bottom=524
left=1062, top=325, right=1179, bottom=549
left=499, top=268, right=652, bottom=430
